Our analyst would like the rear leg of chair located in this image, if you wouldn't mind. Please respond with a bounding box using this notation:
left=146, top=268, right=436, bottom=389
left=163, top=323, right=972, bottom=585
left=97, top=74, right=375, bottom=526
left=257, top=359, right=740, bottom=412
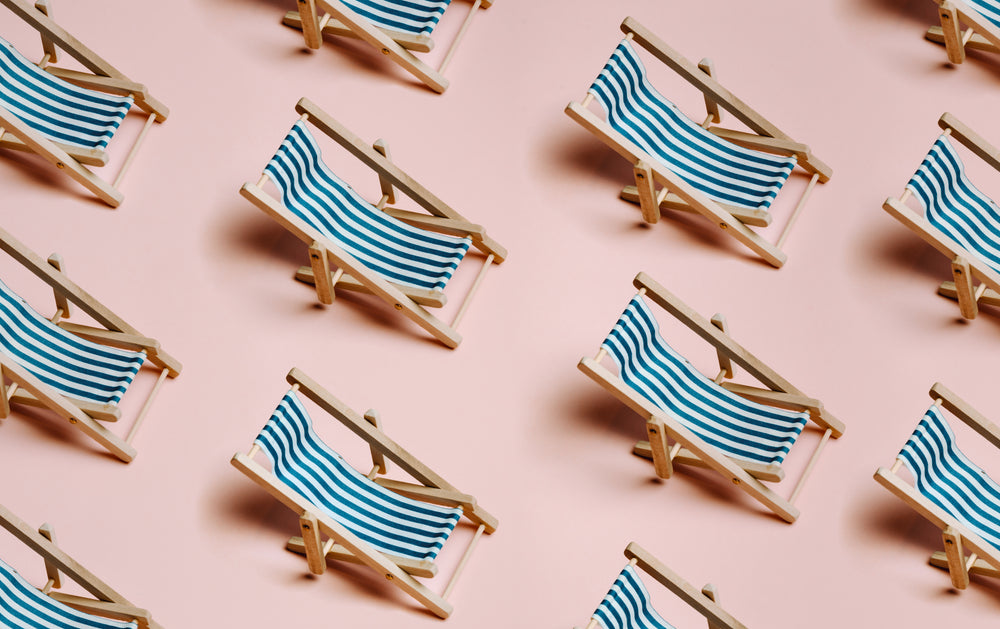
left=941, top=526, right=972, bottom=589
left=936, top=2, right=968, bottom=64
left=632, top=161, right=660, bottom=223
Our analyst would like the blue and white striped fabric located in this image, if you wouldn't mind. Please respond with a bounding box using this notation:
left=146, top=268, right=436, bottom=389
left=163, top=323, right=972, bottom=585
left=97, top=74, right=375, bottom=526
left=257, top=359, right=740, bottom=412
left=964, top=0, right=1000, bottom=29
left=340, top=0, right=450, bottom=36
left=592, top=564, right=674, bottom=629
left=255, top=390, right=462, bottom=561
left=588, top=40, right=796, bottom=213
left=264, top=122, right=471, bottom=292
left=898, top=405, right=1000, bottom=552
left=0, top=37, right=132, bottom=151
left=906, top=135, right=1000, bottom=275
left=0, top=558, right=137, bottom=629
left=0, top=279, right=144, bottom=406
left=602, top=295, right=809, bottom=466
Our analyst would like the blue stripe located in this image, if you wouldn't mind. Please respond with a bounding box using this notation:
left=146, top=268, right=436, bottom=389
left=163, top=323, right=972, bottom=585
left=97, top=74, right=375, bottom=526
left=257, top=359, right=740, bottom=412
left=340, top=0, right=451, bottom=36
left=593, top=565, right=674, bottom=629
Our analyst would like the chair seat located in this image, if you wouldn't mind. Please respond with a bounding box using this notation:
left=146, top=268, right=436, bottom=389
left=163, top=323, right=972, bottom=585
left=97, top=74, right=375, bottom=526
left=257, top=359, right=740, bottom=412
left=899, top=405, right=1000, bottom=552
left=340, top=0, right=451, bottom=36
left=907, top=135, right=1000, bottom=275
left=602, top=295, right=808, bottom=467
left=964, top=0, right=1000, bottom=29
left=0, top=558, right=137, bottom=629
left=0, top=37, right=132, bottom=150
left=265, top=121, right=472, bottom=293
left=588, top=40, right=796, bottom=213
left=255, top=391, right=462, bottom=562
left=0, top=278, right=145, bottom=406
left=594, top=564, right=675, bottom=629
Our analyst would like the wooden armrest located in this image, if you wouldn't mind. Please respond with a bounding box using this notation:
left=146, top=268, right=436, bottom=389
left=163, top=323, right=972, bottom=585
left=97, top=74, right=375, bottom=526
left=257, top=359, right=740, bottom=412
left=931, top=383, right=1000, bottom=450
left=707, top=127, right=812, bottom=159
left=44, top=67, right=148, bottom=99
left=939, top=112, right=1000, bottom=173
left=47, top=593, right=151, bottom=629
left=56, top=322, right=160, bottom=353
left=373, top=478, right=477, bottom=509
left=381, top=208, right=485, bottom=239
left=719, top=382, right=823, bottom=412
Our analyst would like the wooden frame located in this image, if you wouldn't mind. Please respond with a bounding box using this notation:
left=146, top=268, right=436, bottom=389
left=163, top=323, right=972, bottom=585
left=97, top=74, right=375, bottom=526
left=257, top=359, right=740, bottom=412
left=564, top=17, right=833, bottom=268
left=926, top=0, right=1000, bottom=64
left=0, top=0, right=169, bottom=207
left=882, top=113, right=1000, bottom=320
left=282, top=0, right=490, bottom=93
left=582, top=543, right=748, bottom=629
left=240, top=97, right=507, bottom=349
left=0, top=226, right=181, bottom=462
left=874, top=383, right=1000, bottom=589
left=0, top=502, right=161, bottom=629
left=231, top=367, right=498, bottom=619
left=578, top=272, right=846, bottom=523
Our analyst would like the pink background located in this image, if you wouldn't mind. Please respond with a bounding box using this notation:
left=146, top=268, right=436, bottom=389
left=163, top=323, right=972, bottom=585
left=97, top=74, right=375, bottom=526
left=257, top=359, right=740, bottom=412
left=3, top=0, right=1000, bottom=626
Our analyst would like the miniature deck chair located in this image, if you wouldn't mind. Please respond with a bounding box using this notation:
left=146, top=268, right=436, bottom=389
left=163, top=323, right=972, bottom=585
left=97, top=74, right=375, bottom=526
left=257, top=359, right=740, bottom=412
left=874, top=383, right=1000, bottom=590
left=231, top=368, right=498, bottom=619
left=0, top=502, right=161, bottom=628
left=282, top=0, right=489, bottom=93
left=564, top=17, right=833, bottom=268
left=882, top=114, right=1000, bottom=320
left=0, top=226, right=181, bottom=462
left=0, top=0, right=169, bottom=207
left=926, top=0, right=1000, bottom=64
left=578, top=272, right=846, bottom=523
left=581, top=543, right=748, bottom=629
left=240, top=98, right=506, bottom=349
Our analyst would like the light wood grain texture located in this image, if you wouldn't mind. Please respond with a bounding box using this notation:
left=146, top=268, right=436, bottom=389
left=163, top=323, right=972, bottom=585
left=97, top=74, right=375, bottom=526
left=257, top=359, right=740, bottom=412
left=925, top=0, right=1000, bottom=62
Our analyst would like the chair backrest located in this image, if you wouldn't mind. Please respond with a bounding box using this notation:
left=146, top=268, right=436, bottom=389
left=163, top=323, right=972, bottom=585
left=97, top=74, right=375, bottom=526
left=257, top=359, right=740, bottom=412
left=0, top=36, right=132, bottom=149
left=601, top=295, right=808, bottom=466
left=0, top=278, right=144, bottom=405
left=254, top=390, right=462, bottom=561
left=587, top=39, right=796, bottom=212
left=898, top=405, right=1000, bottom=551
left=0, top=557, right=137, bottom=629
left=340, top=0, right=451, bottom=36
left=963, top=0, right=1000, bottom=29
left=593, top=563, right=675, bottom=629
left=263, top=121, right=471, bottom=292
left=906, top=135, right=1000, bottom=274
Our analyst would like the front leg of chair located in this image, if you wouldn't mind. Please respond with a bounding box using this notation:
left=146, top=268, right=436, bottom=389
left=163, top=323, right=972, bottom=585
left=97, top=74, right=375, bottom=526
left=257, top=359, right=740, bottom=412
left=299, top=512, right=327, bottom=575
left=951, top=256, right=979, bottom=319
left=308, top=242, right=335, bottom=305
left=942, top=526, right=971, bottom=589
left=645, top=418, right=673, bottom=478
left=296, top=0, right=323, bottom=49
left=633, top=161, right=660, bottom=223
left=938, top=1, right=968, bottom=64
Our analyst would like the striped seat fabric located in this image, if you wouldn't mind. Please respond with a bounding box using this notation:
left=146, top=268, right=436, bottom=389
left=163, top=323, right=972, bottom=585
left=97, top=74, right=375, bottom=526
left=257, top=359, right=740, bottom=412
left=593, top=564, right=674, bottom=629
left=0, top=37, right=132, bottom=150
left=0, top=558, right=136, bottom=629
left=906, top=135, right=1000, bottom=275
left=898, top=405, right=1000, bottom=552
left=341, top=0, right=450, bottom=36
left=602, top=296, right=808, bottom=466
left=265, top=121, right=471, bottom=292
left=964, top=0, right=1000, bottom=29
left=255, top=391, right=462, bottom=561
left=588, top=40, right=796, bottom=213
left=0, top=279, right=144, bottom=406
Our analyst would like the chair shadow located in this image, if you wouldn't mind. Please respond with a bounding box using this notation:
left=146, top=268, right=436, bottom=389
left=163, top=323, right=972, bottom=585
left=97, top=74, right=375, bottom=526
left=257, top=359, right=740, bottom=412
left=1, top=151, right=111, bottom=209
left=849, top=0, right=939, bottom=24
left=0, top=405, right=122, bottom=462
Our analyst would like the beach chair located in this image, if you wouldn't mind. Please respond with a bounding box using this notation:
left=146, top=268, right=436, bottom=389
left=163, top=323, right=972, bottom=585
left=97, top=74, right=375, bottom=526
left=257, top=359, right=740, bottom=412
left=926, top=0, right=1000, bottom=64
left=231, top=367, right=498, bottom=619
left=281, top=0, right=489, bottom=93
left=882, top=114, right=1000, bottom=320
left=577, top=272, right=846, bottom=523
left=581, top=543, right=748, bottom=629
left=0, top=226, right=181, bottom=462
left=0, top=502, right=161, bottom=628
left=0, top=0, right=169, bottom=207
left=874, top=383, right=1000, bottom=590
left=240, top=98, right=506, bottom=349
left=564, top=17, right=833, bottom=268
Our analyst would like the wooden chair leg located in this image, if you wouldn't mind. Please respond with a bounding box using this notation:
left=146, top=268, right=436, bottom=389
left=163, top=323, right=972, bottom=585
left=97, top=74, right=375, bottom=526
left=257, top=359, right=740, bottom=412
left=646, top=419, right=673, bottom=479
left=0, top=368, right=9, bottom=419
left=299, top=512, right=326, bottom=575
left=297, top=0, right=323, bottom=49
left=37, top=523, right=61, bottom=591
left=308, top=242, right=334, bottom=305
left=701, top=584, right=723, bottom=629
left=633, top=161, right=660, bottom=223
left=943, top=526, right=970, bottom=589
left=951, top=256, right=979, bottom=319
left=939, top=1, right=967, bottom=64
